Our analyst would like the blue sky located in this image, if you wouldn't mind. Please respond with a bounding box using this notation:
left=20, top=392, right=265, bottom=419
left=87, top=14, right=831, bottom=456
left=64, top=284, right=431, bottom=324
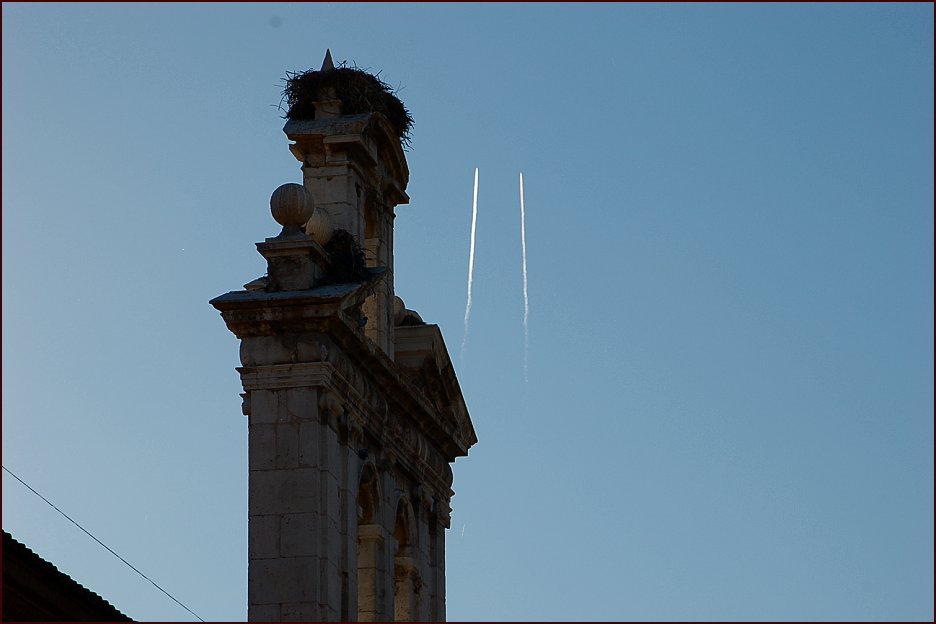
left=2, top=3, right=933, bottom=621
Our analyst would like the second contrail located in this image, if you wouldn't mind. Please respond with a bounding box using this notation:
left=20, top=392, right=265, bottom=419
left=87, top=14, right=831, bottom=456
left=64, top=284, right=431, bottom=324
left=520, top=172, right=529, bottom=382
left=462, top=167, right=479, bottom=359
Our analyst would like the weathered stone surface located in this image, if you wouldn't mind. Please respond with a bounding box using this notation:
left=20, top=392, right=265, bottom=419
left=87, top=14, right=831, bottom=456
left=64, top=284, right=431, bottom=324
left=285, top=388, right=318, bottom=422
left=249, top=390, right=279, bottom=425
left=281, top=513, right=319, bottom=557
left=257, top=237, right=327, bottom=292
left=250, top=469, right=320, bottom=515
left=249, top=424, right=276, bottom=471
left=248, top=604, right=281, bottom=621
left=270, top=183, right=315, bottom=230
left=298, top=421, right=321, bottom=467
left=250, top=557, right=320, bottom=603
left=280, top=602, right=323, bottom=622
left=275, top=424, right=300, bottom=469
left=249, top=515, right=281, bottom=559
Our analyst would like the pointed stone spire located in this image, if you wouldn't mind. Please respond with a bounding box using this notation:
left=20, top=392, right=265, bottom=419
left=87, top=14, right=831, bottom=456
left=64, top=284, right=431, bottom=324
left=321, top=48, right=335, bottom=71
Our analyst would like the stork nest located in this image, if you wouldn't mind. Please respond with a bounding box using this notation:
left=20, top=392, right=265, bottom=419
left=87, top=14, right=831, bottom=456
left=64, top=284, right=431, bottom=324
left=281, top=64, right=413, bottom=147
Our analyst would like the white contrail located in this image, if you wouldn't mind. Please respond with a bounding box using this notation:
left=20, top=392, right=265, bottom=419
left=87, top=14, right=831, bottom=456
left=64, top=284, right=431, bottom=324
left=461, top=168, right=479, bottom=359
left=520, top=172, right=529, bottom=382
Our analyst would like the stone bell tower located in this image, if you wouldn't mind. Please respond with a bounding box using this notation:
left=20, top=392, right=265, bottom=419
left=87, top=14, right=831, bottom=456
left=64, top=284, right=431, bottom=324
left=210, top=52, right=477, bottom=622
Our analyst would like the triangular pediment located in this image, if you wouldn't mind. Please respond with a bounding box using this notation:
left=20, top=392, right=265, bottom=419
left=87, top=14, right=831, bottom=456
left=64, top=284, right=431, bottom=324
left=394, top=324, right=477, bottom=457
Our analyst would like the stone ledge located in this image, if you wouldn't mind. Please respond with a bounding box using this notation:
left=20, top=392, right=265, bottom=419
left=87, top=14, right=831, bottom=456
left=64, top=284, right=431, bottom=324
left=239, top=362, right=336, bottom=391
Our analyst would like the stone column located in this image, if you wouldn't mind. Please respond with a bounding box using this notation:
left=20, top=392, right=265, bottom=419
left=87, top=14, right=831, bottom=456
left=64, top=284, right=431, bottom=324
left=415, top=494, right=433, bottom=620
left=356, top=523, right=385, bottom=622
left=316, top=404, right=344, bottom=620
left=393, top=552, right=419, bottom=622
left=430, top=502, right=450, bottom=622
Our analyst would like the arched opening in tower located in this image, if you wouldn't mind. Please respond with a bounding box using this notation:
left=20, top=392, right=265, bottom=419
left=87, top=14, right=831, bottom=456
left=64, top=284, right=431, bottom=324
left=356, top=465, right=382, bottom=622
left=393, top=498, right=419, bottom=622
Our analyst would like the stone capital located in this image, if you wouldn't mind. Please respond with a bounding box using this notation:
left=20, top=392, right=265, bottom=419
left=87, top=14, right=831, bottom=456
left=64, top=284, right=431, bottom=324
left=357, top=523, right=385, bottom=544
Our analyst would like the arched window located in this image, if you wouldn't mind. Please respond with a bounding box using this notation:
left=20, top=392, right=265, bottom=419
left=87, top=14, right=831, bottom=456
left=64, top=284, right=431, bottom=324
left=393, top=497, right=419, bottom=621
left=356, top=465, right=382, bottom=622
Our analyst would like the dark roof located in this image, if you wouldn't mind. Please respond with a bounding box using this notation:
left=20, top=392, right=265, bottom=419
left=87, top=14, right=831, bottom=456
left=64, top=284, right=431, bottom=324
left=2, top=530, right=131, bottom=621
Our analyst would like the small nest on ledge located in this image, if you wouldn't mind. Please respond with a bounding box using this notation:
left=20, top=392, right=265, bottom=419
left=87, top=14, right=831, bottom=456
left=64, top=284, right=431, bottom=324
left=281, top=64, right=413, bottom=147
left=322, top=229, right=371, bottom=284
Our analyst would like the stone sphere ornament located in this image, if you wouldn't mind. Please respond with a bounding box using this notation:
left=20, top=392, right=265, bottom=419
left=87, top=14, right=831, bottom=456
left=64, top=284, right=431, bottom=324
left=270, top=183, right=315, bottom=235
left=305, top=206, right=335, bottom=246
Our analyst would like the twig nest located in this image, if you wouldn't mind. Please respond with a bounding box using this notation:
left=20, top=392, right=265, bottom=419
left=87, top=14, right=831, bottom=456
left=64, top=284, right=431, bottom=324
left=282, top=66, right=413, bottom=147
left=270, top=183, right=314, bottom=228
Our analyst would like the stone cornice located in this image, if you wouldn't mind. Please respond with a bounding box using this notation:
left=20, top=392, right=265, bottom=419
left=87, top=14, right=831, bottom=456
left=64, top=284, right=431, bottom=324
left=214, top=282, right=472, bottom=493
left=237, top=357, right=454, bottom=501
left=329, top=313, right=473, bottom=460
left=210, top=274, right=380, bottom=337
left=216, top=290, right=471, bottom=460
left=238, top=362, right=335, bottom=391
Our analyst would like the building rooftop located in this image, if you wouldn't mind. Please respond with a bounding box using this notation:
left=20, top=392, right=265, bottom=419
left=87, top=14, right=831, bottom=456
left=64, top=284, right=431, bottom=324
left=2, top=530, right=131, bottom=622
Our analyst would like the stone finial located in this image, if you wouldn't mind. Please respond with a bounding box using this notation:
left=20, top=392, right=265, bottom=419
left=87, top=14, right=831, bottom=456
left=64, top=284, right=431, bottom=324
left=321, top=48, right=335, bottom=71
left=305, top=206, right=335, bottom=247
left=270, top=183, right=314, bottom=237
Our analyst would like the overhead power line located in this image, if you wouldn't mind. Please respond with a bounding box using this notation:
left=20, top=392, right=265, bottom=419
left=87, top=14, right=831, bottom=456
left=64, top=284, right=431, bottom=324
left=2, top=465, right=205, bottom=622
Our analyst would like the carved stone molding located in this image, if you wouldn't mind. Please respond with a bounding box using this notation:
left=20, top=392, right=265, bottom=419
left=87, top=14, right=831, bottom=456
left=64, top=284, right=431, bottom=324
left=238, top=362, right=335, bottom=391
